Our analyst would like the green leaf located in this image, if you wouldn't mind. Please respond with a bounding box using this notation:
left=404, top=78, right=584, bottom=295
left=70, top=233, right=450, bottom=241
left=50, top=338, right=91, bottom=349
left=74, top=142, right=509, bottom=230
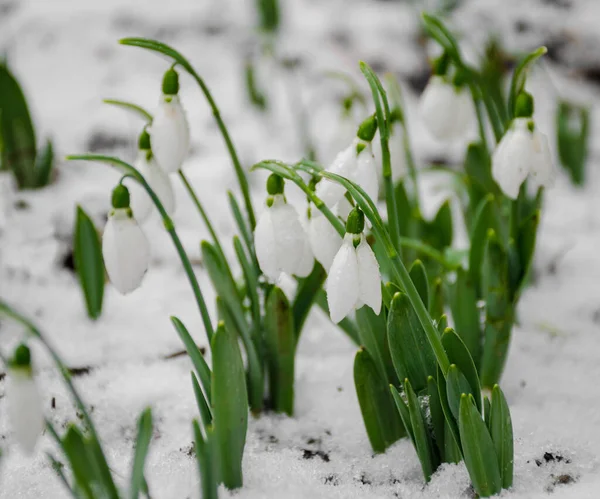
left=429, top=277, right=444, bottom=321
left=102, top=99, right=153, bottom=122
left=436, top=314, right=448, bottom=335
left=60, top=426, right=96, bottom=499
left=469, top=195, right=501, bottom=292
left=256, top=0, right=280, bottom=32
left=390, top=384, right=415, bottom=444
left=514, top=210, right=540, bottom=300
left=0, top=62, right=37, bottom=189
left=459, top=394, right=502, bottom=497
left=354, top=349, right=405, bottom=453
left=293, top=262, right=326, bottom=337
left=191, top=372, right=213, bottom=428
left=557, top=101, right=589, bottom=186
left=437, top=367, right=462, bottom=455
left=233, top=235, right=260, bottom=328
left=228, top=191, right=255, bottom=264
left=244, top=60, right=268, bottom=110
left=429, top=200, right=453, bottom=250
left=448, top=268, right=481, bottom=366
left=427, top=376, right=447, bottom=461
left=34, top=139, right=54, bottom=187
left=441, top=329, right=482, bottom=413
left=387, top=292, right=436, bottom=392
left=192, top=421, right=219, bottom=499
left=73, top=206, right=105, bottom=320
left=130, top=408, right=153, bottom=499
left=404, top=378, right=439, bottom=481
left=171, top=316, right=212, bottom=404
left=409, top=260, right=429, bottom=310
left=489, top=385, right=514, bottom=488
left=446, top=364, right=474, bottom=420
left=211, top=321, right=248, bottom=489
left=356, top=306, right=397, bottom=385
left=264, top=287, right=296, bottom=415
left=464, top=142, right=496, bottom=212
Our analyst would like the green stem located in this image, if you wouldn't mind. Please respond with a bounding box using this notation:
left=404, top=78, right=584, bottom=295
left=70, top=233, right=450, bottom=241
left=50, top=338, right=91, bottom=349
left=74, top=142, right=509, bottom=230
left=469, top=84, right=489, bottom=152
left=67, top=155, right=215, bottom=343
left=119, top=38, right=256, bottom=230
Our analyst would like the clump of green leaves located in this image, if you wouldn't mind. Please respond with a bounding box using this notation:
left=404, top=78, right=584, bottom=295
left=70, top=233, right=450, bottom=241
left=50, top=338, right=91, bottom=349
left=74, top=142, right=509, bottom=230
left=556, top=100, right=589, bottom=186
left=0, top=62, right=54, bottom=189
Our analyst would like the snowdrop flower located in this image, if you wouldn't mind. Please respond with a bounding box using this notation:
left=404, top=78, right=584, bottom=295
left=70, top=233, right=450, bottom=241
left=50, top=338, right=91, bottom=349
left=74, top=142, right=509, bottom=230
left=149, top=68, right=190, bottom=173
left=129, top=130, right=176, bottom=222
left=102, top=185, right=150, bottom=294
left=7, top=344, right=45, bottom=454
left=420, top=75, right=473, bottom=142
left=327, top=207, right=381, bottom=323
left=492, top=93, right=555, bottom=199
left=254, top=174, right=313, bottom=282
left=316, top=139, right=379, bottom=208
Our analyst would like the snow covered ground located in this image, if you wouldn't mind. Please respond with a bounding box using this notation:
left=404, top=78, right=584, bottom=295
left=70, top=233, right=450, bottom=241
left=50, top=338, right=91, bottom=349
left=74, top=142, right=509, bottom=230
left=2, top=0, right=600, bottom=497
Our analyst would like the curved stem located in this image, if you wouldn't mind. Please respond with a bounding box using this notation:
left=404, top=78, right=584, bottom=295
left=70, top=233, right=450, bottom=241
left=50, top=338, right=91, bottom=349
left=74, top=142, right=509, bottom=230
left=67, top=155, right=214, bottom=343
left=119, top=38, right=256, bottom=231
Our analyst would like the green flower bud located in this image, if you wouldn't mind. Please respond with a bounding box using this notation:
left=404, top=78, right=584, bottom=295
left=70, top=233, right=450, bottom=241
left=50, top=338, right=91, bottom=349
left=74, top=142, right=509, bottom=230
left=515, top=92, right=534, bottom=118
left=111, top=184, right=131, bottom=209
left=345, top=207, right=365, bottom=234
left=266, top=174, right=285, bottom=195
left=162, top=67, right=180, bottom=96
left=11, top=343, right=31, bottom=368
left=390, top=107, right=404, bottom=125
left=432, top=52, right=450, bottom=76
left=138, top=129, right=151, bottom=151
left=357, top=114, right=378, bottom=142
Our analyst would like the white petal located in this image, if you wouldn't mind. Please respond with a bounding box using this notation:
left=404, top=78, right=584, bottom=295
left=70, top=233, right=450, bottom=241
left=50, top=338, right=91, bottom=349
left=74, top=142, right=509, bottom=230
left=529, top=131, right=555, bottom=190
left=316, top=141, right=357, bottom=208
left=269, top=196, right=310, bottom=277
left=295, top=234, right=315, bottom=278
left=326, top=235, right=359, bottom=323
left=356, top=237, right=382, bottom=315
left=491, top=120, right=531, bottom=199
left=102, top=209, right=151, bottom=294
left=130, top=152, right=176, bottom=222
left=353, top=146, right=379, bottom=203
left=334, top=196, right=353, bottom=221
left=8, top=370, right=44, bottom=455
left=149, top=96, right=190, bottom=173
left=420, top=77, right=472, bottom=141
left=308, top=212, right=343, bottom=271
left=254, top=207, right=280, bottom=282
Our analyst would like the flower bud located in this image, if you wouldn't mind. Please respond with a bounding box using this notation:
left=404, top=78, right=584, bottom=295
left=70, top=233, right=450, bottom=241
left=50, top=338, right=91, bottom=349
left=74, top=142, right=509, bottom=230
left=345, top=207, right=365, bottom=235
left=266, top=174, right=285, bottom=195
left=514, top=92, right=534, bottom=118
left=357, top=114, right=377, bottom=142
left=162, top=67, right=180, bottom=96
left=111, top=185, right=130, bottom=209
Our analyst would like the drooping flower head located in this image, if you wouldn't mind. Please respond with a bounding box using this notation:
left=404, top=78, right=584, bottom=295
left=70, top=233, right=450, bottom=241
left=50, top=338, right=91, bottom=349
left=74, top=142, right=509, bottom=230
left=326, top=206, right=382, bottom=323
left=102, top=184, right=151, bottom=294
left=420, top=54, right=474, bottom=142
left=492, top=92, right=555, bottom=199
left=149, top=67, right=190, bottom=174
left=7, top=343, right=45, bottom=455
left=129, top=129, right=176, bottom=223
left=254, top=174, right=314, bottom=282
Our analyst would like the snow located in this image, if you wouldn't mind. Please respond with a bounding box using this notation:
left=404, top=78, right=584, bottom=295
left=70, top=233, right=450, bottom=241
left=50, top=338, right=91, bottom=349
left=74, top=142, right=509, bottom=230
left=2, top=0, right=600, bottom=498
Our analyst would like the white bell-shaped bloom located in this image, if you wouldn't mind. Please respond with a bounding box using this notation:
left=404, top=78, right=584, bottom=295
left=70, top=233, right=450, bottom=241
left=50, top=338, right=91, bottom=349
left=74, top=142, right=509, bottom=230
left=420, top=76, right=473, bottom=141
left=8, top=367, right=45, bottom=454
left=492, top=118, right=555, bottom=199
left=129, top=150, right=176, bottom=223
left=308, top=210, right=343, bottom=271
left=149, top=95, right=190, bottom=173
left=326, top=234, right=381, bottom=323
left=254, top=195, right=314, bottom=281
left=316, top=140, right=379, bottom=208
left=102, top=208, right=150, bottom=294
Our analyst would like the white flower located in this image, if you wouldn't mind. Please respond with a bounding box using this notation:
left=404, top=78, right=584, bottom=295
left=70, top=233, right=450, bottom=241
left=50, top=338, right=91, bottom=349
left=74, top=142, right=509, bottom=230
left=492, top=118, right=555, bottom=199
left=326, top=234, right=381, bottom=323
left=8, top=367, right=44, bottom=454
left=308, top=210, right=343, bottom=271
left=149, top=95, right=190, bottom=173
left=102, top=208, right=150, bottom=294
left=129, top=150, right=176, bottom=223
left=254, top=195, right=314, bottom=281
left=316, top=140, right=379, bottom=208
left=420, top=76, right=473, bottom=141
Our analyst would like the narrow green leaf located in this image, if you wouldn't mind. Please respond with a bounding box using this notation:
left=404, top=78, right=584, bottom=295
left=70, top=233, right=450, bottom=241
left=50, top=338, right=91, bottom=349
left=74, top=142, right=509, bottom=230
left=444, top=419, right=462, bottom=464
left=404, top=378, right=439, bottom=481
left=192, top=421, right=218, bottom=499
left=514, top=211, right=540, bottom=300
left=293, top=262, right=326, bottom=337
left=436, top=314, right=448, bottom=335
left=459, top=394, right=502, bottom=497
left=74, top=206, right=105, bottom=320
left=390, top=384, right=415, bottom=444
left=427, top=376, right=447, bottom=462
left=437, top=367, right=462, bottom=454
left=409, top=260, right=429, bottom=309
left=233, top=236, right=260, bottom=328
left=228, top=191, right=255, bottom=264
left=60, top=426, right=96, bottom=499
left=102, top=99, right=153, bottom=122
left=387, top=292, right=436, bottom=392
left=171, top=316, right=212, bottom=404
left=448, top=268, right=482, bottom=366
left=489, top=385, right=514, bottom=488
left=264, top=287, right=296, bottom=415
left=211, top=321, right=248, bottom=489
left=446, top=364, right=474, bottom=420
left=191, top=372, right=213, bottom=429
left=130, top=408, right=153, bottom=499
left=442, top=329, right=482, bottom=412
left=34, top=139, right=54, bottom=187
left=429, top=277, right=444, bottom=321
left=354, top=349, right=405, bottom=453
left=356, top=306, right=397, bottom=385
left=469, top=195, right=501, bottom=292
left=484, top=396, right=492, bottom=428
left=430, top=200, right=453, bottom=250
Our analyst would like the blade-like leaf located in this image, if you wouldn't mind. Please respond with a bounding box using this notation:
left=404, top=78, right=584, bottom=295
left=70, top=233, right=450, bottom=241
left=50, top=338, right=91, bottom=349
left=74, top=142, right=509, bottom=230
left=192, top=420, right=218, bottom=499
left=74, top=206, right=105, bottom=320
left=409, top=260, right=429, bottom=309
left=130, top=408, right=153, bottom=499
left=34, top=139, right=54, bottom=187
left=356, top=306, right=397, bottom=385
left=191, top=372, right=213, bottom=429
left=489, top=385, right=514, bottom=488
left=446, top=364, right=474, bottom=420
